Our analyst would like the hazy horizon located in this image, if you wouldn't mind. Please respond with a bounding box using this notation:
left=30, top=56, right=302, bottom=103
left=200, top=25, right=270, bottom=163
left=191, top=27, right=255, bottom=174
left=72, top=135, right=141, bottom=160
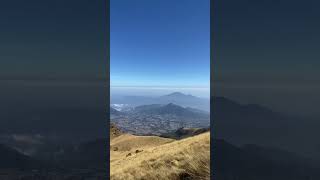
left=111, top=86, right=210, bottom=99
left=110, top=0, right=210, bottom=90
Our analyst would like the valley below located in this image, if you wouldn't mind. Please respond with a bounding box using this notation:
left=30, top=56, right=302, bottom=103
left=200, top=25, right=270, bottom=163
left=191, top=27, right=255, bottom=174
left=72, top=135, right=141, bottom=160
left=109, top=92, right=211, bottom=180
left=110, top=103, right=210, bottom=135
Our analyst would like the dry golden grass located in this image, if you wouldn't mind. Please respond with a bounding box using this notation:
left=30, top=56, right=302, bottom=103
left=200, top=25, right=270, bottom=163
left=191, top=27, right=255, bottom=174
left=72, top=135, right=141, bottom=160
left=110, top=132, right=210, bottom=180
left=110, top=123, right=123, bottom=140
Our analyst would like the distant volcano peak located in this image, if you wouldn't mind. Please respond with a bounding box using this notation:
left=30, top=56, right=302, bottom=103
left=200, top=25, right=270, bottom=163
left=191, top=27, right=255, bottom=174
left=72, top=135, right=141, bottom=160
left=165, top=92, right=193, bottom=97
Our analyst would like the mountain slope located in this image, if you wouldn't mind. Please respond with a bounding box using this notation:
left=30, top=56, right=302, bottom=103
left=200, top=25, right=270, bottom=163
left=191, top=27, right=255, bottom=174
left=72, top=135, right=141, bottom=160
left=160, top=127, right=210, bottom=140
left=110, top=123, right=123, bottom=140
left=134, top=103, right=209, bottom=119
left=110, top=107, right=123, bottom=116
left=212, top=97, right=307, bottom=152
left=159, top=92, right=209, bottom=111
left=213, top=96, right=320, bottom=158
left=110, top=128, right=210, bottom=180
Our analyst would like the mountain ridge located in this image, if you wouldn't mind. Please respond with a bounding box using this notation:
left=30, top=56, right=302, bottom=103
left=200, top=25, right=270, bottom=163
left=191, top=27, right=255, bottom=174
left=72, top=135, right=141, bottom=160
left=111, top=92, right=210, bottom=112
left=110, top=123, right=210, bottom=180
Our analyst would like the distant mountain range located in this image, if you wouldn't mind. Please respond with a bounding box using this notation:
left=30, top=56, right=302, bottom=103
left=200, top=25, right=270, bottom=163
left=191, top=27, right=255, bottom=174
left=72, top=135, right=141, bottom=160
left=213, top=96, right=320, bottom=159
left=111, top=92, right=210, bottom=112
left=133, top=103, right=209, bottom=118
left=111, top=103, right=209, bottom=118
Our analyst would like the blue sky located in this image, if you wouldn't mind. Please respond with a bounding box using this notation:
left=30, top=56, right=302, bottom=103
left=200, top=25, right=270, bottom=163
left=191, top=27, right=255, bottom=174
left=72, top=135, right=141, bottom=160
left=110, top=0, right=210, bottom=88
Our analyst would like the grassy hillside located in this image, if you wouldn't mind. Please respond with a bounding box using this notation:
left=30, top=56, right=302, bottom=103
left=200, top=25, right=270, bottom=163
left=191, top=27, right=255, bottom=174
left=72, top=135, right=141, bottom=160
left=110, top=130, right=210, bottom=180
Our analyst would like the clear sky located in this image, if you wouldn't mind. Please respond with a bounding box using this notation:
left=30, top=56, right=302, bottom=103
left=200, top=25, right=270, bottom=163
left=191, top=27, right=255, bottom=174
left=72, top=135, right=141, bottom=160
left=110, top=0, right=210, bottom=88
